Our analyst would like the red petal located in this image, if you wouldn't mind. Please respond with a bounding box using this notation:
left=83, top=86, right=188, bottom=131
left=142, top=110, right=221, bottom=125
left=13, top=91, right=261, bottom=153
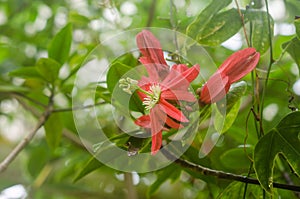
left=161, top=89, right=196, bottom=102
left=150, top=107, right=165, bottom=155
left=136, top=82, right=152, bottom=100
left=155, top=107, right=184, bottom=129
left=165, top=117, right=184, bottom=129
left=200, top=74, right=230, bottom=104
left=151, top=131, right=162, bottom=155
left=138, top=76, right=152, bottom=86
left=171, top=64, right=189, bottom=73
left=135, top=115, right=151, bottom=128
left=162, top=64, right=200, bottom=90
left=180, top=64, right=200, bottom=83
left=139, top=58, right=160, bottom=81
left=136, top=30, right=169, bottom=80
left=159, top=99, right=189, bottom=122
left=136, top=30, right=167, bottom=65
left=218, top=48, right=260, bottom=83
left=150, top=106, right=165, bottom=135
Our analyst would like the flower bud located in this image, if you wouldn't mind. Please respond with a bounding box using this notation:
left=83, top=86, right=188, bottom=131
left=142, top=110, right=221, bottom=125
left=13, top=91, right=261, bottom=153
left=200, top=48, right=260, bottom=104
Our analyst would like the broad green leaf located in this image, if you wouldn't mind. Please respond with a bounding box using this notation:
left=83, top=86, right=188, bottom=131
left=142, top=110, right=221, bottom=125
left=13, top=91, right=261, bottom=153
left=196, top=9, right=242, bottom=46
left=249, top=0, right=264, bottom=9
left=0, top=84, right=29, bottom=92
left=223, top=81, right=247, bottom=111
left=95, top=85, right=111, bottom=103
left=48, top=23, right=72, bottom=65
left=217, top=181, right=278, bottom=199
left=68, top=12, right=90, bottom=27
left=215, top=100, right=240, bottom=133
left=129, top=92, right=144, bottom=113
left=215, top=82, right=247, bottom=133
left=106, top=56, right=139, bottom=92
left=147, top=164, right=181, bottom=198
left=107, top=61, right=144, bottom=113
left=107, top=61, right=133, bottom=93
left=9, top=67, right=43, bottom=80
left=44, top=113, right=63, bottom=149
left=254, top=111, right=300, bottom=193
left=187, top=0, right=232, bottom=40
left=220, top=147, right=253, bottom=170
left=244, top=10, right=274, bottom=54
left=36, top=58, right=61, bottom=83
left=74, top=156, right=103, bottom=182
left=26, top=140, right=51, bottom=178
left=295, top=18, right=300, bottom=39
left=282, top=37, right=300, bottom=75
left=59, top=111, right=77, bottom=133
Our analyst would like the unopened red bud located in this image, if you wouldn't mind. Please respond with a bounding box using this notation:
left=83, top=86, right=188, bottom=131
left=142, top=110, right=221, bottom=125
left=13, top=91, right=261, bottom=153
left=200, top=48, right=260, bottom=104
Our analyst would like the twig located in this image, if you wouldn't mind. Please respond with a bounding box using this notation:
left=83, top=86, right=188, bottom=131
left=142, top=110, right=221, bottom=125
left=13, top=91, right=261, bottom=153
left=0, top=96, right=54, bottom=173
left=62, top=129, right=93, bottom=152
left=52, top=101, right=106, bottom=113
left=10, top=92, right=47, bottom=108
left=161, top=149, right=300, bottom=192
left=125, top=172, right=138, bottom=199
left=259, top=0, right=274, bottom=136
left=234, top=0, right=250, bottom=47
left=14, top=96, right=41, bottom=118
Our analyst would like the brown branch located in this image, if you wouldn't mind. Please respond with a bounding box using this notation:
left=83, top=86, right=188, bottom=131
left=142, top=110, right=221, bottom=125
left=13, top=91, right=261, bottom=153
left=161, top=149, right=300, bottom=192
left=0, top=97, right=54, bottom=173
left=10, top=92, right=47, bottom=108
left=234, top=0, right=250, bottom=47
left=125, top=172, right=138, bottom=199
left=52, top=101, right=106, bottom=113
left=62, top=129, right=94, bottom=152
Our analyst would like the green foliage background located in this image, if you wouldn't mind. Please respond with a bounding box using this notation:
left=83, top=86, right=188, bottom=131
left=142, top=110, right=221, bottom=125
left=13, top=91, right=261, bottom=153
left=0, top=0, right=300, bottom=198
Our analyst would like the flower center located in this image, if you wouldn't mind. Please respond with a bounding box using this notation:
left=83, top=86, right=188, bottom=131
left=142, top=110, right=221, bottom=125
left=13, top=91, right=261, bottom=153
left=142, top=84, right=161, bottom=110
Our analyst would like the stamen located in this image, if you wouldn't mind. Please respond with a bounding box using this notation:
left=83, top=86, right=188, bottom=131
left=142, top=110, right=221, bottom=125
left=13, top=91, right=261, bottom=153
left=142, top=84, right=161, bottom=110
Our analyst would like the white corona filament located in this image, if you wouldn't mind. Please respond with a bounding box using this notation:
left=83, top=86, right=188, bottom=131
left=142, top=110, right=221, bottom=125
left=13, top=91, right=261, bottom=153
left=142, top=84, right=161, bottom=110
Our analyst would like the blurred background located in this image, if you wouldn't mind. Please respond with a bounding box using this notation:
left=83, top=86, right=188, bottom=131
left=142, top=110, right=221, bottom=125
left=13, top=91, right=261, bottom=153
left=0, top=0, right=300, bottom=198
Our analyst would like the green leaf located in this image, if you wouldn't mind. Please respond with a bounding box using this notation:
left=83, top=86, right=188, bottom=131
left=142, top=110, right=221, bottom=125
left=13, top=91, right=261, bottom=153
left=0, top=84, right=29, bottom=92
left=295, top=18, right=300, bottom=39
left=36, top=58, right=61, bottom=83
left=68, top=12, right=90, bottom=27
left=107, top=61, right=144, bottom=113
left=48, top=23, right=72, bottom=65
left=187, top=0, right=232, bottom=40
left=26, top=140, right=52, bottom=178
left=74, top=156, right=103, bottom=182
left=249, top=0, right=264, bottom=9
left=244, top=10, right=274, bottom=54
left=9, top=67, right=43, bottom=80
left=107, top=61, right=133, bottom=93
left=224, top=81, right=248, bottom=111
left=107, top=54, right=139, bottom=93
left=147, top=164, right=181, bottom=197
left=254, top=111, right=300, bottom=193
left=282, top=37, right=300, bottom=75
left=95, top=85, right=111, bottom=103
left=195, top=9, right=243, bottom=46
left=215, top=82, right=247, bottom=133
left=215, top=100, right=241, bottom=133
left=44, top=113, right=63, bottom=149
left=218, top=181, right=278, bottom=199
left=220, top=147, right=253, bottom=170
